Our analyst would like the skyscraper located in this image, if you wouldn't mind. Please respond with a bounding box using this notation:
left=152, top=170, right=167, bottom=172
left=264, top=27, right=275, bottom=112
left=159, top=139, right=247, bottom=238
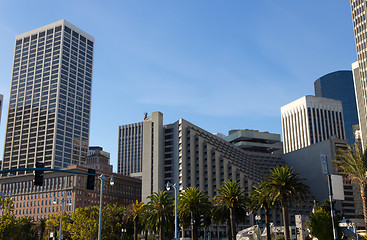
left=351, top=1, right=367, bottom=148
left=0, top=94, right=3, bottom=124
left=2, top=20, right=94, bottom=175
left=281, top=95, right=345, bottom=153
left=314, top=71, right=359, bottom=146
left=117, top=122, right=143, bottom=177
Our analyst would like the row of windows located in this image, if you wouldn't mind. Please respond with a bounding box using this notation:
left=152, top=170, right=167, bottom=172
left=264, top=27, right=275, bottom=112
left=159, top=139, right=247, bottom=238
left=64, top=26, right=93, bottom=47
left=1, top=177, right=74, bottom=195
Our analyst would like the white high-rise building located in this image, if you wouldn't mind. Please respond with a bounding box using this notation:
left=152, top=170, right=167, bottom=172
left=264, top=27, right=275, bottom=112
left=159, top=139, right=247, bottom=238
left=2, top=20, right=94, bottom=174
left=281, top=95, right=345, bottom=153
left=351, top=1, right=367, bottom=148
left=0, top=94, right=3, bottom=124
left=117, top=122, right=143, bottom=177
left=352, top=61, right=367, bottom=146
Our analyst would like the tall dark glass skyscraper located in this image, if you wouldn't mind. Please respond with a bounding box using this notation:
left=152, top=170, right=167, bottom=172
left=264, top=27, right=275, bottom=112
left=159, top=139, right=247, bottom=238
left=314, top=70, right=358, bottom=146
left=2, top=20, right=94, bottom=175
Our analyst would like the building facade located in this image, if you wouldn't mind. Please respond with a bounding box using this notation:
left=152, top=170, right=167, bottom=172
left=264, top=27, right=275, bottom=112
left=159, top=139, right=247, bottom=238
left=84, top=146, right=113, bottom=173
left=0, top=94, right=3, bottom=125
left=284, top=137, right=358, bottom=219
left=2, top=20, right=94, bottom=174
left=351, top=1, right=367, bottom=149
left=0, top=165, right=141, bottom=221
left=352, top=61, right=367, bottom=147
left=117, top=122, right=143, bottom=177
left=281, top=96, right=345, bottom=154
left=314, top=71, right=359, bottom=146
left=141, top=112, right=311, bottom=234
left=224, top=129, right=282, bottom=154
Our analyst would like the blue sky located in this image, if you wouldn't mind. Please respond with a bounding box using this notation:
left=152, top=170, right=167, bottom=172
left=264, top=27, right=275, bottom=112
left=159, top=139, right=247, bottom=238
left=0, top=0, right=357, bottom=170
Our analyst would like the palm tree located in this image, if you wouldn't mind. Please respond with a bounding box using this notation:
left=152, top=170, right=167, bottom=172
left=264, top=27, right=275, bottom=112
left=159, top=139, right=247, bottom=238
left=17, top=216, right=37, bottom=239
left=31, top=217, right=47, bottom=240
left=214, top=180, right=246, bottom=240
left=334, top=143, right=367, bottom=230
left=123, top=200, right=145, bottom=240
left=177, top=187, right=212, bottom=240
left=144, top=190, right=174, bottom=240
left=248, top=181, right=274, bottom=240
left=266, top=166, right=310, bottom=240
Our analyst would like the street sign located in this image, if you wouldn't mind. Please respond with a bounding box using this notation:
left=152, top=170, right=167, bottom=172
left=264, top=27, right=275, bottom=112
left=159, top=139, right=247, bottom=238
left=331, top=174, right=345, bottom=200
left=320, top=154, right=329, bottom=174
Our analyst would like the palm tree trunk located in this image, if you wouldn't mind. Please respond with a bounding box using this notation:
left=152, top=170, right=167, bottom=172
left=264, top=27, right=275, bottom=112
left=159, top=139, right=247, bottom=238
left=191, top=211, right=198, bottom=240
left=281, top=199, right=290, bottom=240
left=134, top=218, right=138, bottom=240
left=229, top=207, right=236, bottom=240
left=361, top=183, right=367, bottom=231
left=160, top=225, right=164, bottom=240
left=264, top=206, right=271, bottom=240
left=227, top=220, right=232, bottom=240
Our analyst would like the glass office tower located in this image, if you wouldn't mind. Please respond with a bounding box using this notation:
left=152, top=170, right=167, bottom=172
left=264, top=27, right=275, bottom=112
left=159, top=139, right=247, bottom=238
left=314, top=71, right=359, bottom=146
left=2, top=20, right=94, bottom=175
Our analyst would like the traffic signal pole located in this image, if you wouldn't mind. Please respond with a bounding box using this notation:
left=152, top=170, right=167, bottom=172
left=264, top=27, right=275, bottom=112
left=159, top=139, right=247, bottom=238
left=0, top=167, right=97, bottom=187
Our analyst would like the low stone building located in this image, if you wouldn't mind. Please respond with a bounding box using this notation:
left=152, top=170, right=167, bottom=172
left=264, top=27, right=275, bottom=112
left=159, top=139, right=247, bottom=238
left=0, top=165, right=141, bottom=220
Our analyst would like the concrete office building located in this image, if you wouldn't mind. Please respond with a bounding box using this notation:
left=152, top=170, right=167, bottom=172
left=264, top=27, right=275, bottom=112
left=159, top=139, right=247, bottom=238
left=314, top=71, right=359, bottom=146
left=118, top=122, right=143, bottom=177
left=351, top=1, right=367, bottom=149
left=281, top=96, right=345, bottom=153
left=141, top=112, right=312, bottom=233
left=352, top=61, right=367, bottom=146
left=2, top=20, right=94, bottom=174
left=0, top=165, right=141, bottom=220
left=84, top=146, right=113, bottom=173
left=224, top=129, right=282, bottom=154
left=283, top=138, right=358, bottom=219
left=0, top=94, right=3, bottom=124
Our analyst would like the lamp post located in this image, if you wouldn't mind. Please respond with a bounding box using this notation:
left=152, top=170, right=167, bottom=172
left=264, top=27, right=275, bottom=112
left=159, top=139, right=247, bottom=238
left=166, top=182, right=178, bottom=240
left=53, top=197, right=70, bottom=240
left=98, top=174, right=114, bottom=240
left=255, top=215, right=261, bottom=239
left=121, top=228, right=127, bottom=240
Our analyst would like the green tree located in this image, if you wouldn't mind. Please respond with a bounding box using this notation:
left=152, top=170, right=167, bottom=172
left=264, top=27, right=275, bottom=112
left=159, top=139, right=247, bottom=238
left=0, top=212, right=17, bottom=239
left=123, top=200, right=145, bottom=240
left=266, top=166, right=310, bottom=240
left=177, top=187, right=212, bottom=240
left=307, top=202, right=342, bottom=240
left=0, top=196, right=14, bottom=213
left=214, top=180, right=247, bottom=240
left=144, top=190, right=174, bottom=240
left=67, top=206, right=99, bottom=240
left=334, top=143, right=367, bottom=230
left=46, top=212, right=72, bottom=240
left=102, top=204, right=126, bottom=240
left=248, top=181, right=274, bottom=240
left=16, top=216, right=38, bottom=240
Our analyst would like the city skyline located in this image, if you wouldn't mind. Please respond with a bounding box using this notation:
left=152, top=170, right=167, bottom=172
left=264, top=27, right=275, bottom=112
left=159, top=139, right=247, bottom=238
left=0, top=1, right=357, bottom=170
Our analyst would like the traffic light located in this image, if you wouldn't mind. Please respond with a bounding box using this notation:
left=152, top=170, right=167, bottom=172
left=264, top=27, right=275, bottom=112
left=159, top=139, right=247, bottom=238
left=34, top=162, right=44, bottom=186
left=87, top=168, right=96, bottom=190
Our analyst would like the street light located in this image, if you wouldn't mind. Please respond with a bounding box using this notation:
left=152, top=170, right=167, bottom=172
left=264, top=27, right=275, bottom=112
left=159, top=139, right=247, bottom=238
left=53, top=197, right=71, bottom=240
left=166, top=182, right=178, bottom=240
left=255, top=215, right=261, bottom=239
left=121, top=228, right=127, bottom=240
left=98, top=174, right=114, bottom=240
